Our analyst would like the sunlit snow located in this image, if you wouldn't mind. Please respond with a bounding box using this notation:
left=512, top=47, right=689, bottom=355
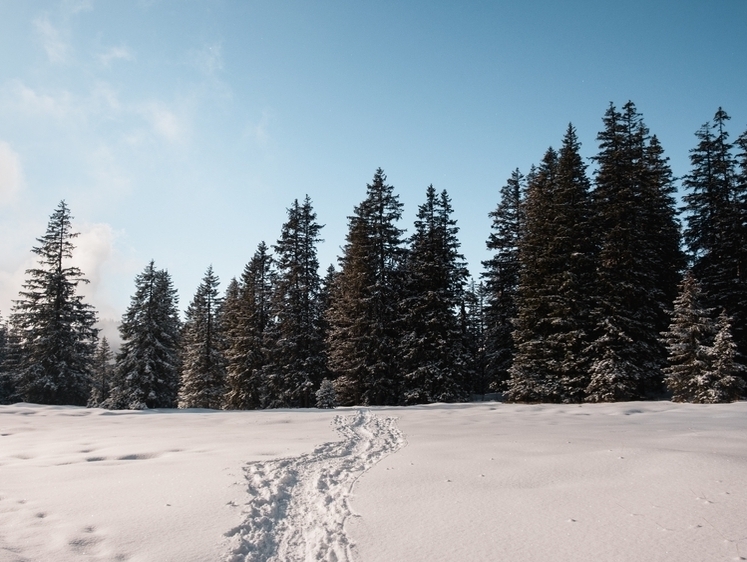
left=1, top=401, right=746, bottom=561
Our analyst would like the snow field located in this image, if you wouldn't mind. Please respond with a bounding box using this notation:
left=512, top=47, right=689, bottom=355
left=224, top=410, right=405, bottom=561
left=1, top=401, right=746, bottom=562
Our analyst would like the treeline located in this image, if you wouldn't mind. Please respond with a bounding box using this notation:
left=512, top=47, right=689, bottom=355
left=0, top=101, right=745, bottom=408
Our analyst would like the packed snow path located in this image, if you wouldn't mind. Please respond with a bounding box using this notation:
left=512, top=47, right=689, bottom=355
left=224, top=409, right=405, bottom=562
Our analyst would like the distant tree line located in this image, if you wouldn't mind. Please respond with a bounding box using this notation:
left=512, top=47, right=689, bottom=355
left=0, top=102, right=745, bottom=408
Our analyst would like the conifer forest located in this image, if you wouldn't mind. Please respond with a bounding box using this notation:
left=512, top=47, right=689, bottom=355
left=1, top=102, right=746, bottom=408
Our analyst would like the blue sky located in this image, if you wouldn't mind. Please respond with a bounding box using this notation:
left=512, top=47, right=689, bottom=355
left=1, top=0, right=746, bottom=341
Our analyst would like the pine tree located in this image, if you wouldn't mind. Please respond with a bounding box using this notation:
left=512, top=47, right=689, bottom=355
left=11, top=201, right=98, bottom=406
left=507, top=125, right=595, bottom=403
left=399, top=186, right=470, bottom=404
left=264, top=196, right=326, bottom=408
left=703, top=311, right=745, bottom=402
left=326, top=168, right=406, bottom=406
left=178, top=266, right=226, bottom=409
left=224, top=243, right=275, bottom=409
left=88, top=337, right=114, bottom=407
left=0, top=322, right=22, bottom=404
left=683, top=108, right=747, bottom=380
left=662, top=272, right=716, bottom=402
left=482, top=169, right=524, bottom=390
left=586, top=102, right=683, bottom=402
left=315, top=378, right=337, bottom=408
left=0, top=314, right=13, bottom=404
left=107, top=262, right=181, bottom=409
left=461, top=280, right=487, bottom=395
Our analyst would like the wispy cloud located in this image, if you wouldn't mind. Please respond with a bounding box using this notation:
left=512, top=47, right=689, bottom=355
left=140, top=102, right=187, bottom=143
left=8, top=81, right=74, bottom=118
left=98, top=45, right=134, bottom=67
left=190, top=42, right=223, bottom=75
left=246, top=110, right=272, bottom=147
left=0, top=142, right=24, bottom=206
left=34, top=16, right=71, bottom=64
left=62, top=0, right=95, bottom=15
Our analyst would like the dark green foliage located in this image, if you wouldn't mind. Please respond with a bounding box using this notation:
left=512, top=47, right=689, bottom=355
left=223, top=243, right=275, bottom=409
left=482, top=169, right=524, bottom=390
left=399, top=186, right=470, bottom=404
left=315, top=378, right=337, bottom=408
left=326, top=168, right=406, bottom=406
left=585, top=103, right=683, bottom=402
left=264, top=196, right=327, bottom=408
left=507, top=125, right=596, bottom=403
left=683, top=109, right=747, bottom=384
left=11, top=201, right=98, bottom=406
left=88, top=337, right=114, bottom=407
left=461, top=280, right=487, bottom=395
left=663, top=273, right=744, bottom=402
left=106, top=262, right=181, bottom=409
left=178, top=266, right=226, bottom=409
left=0, top=315, right=14, bottom=404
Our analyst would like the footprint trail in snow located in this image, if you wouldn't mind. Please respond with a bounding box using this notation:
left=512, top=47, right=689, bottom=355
left=224, top=409, right=405, bottom=562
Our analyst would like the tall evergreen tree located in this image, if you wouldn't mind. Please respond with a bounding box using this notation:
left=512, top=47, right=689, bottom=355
left=683, top=108, right=747, bottom=376
left=662, top=272, right=716, bottom=402
left=11, top=201, right=98, bottom=406
left=704, top=311, right=745, bottom=402
left=461, top=280, right=487, bottom=395
left=178, top=266, right=226, bottom=409
left=107, top=262, right=181, bottom=409
left=482, top=169, right=524, bottom=390
left=264, top=196, right=326, bottom=408
left=89, top=337, right=114, bottom=407
left=507, top=125, right=595, bottom=403
left=224, top=243, right=275, bottom=410
left=326, top=168, right=406, bottom=406
left=0, top=314, right=13, bottom=404
left=662, top=273, right=744, bottom=403
left=399, top=186, right=470, bottom=404
left=586, top=102, right=683, bottom=402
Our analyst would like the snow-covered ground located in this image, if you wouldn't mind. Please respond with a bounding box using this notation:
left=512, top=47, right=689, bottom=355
left=1, top=401, right=746, bottom=562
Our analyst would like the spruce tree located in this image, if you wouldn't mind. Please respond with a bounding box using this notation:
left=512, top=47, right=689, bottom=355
left=315, top=378, right=337, bottom=408
left=586, top=102, right=683, bottom=402
left=264, top=196, right=326, bottom=408
left=399, top=186, right=470, bottom=404
left=507, top=125, right=595, bottom=403
left=88, top=337, right=114, bottom=407
left=107, top=262, right=181, bottom=409
left=662, top=272, right=715, bottom=402
left=461, top=280, right=487, bottom=395
left=326, top=168, right=406, bottom=406
left=224, top=243, right=275, bottom=409
left=703, top=311, right=745, bottom=402
left=11, top=201, right=98, bottom=406
left=178, top=266, right=226, bottom=409
left=482, top=169, right=524, bottom=390
left=0, top=314, right=13, bottom=404
left=683, top=108, right=747, bottom=379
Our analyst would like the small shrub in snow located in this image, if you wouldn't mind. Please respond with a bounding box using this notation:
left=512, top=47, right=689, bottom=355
left=316, top=379, right=337, bottom=409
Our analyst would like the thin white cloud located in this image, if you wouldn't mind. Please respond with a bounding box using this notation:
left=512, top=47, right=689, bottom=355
left=0, top=142, right=24, bottom=206
left=191, top=42, right=223, bottom=75
left=7, top=81, right=75, bottom=118
left=90, top=81, right=122, bottom=113
left=140, top=102, right=186, bottom=143
left=98, top=45, right=134, bottom=67
left=62, top=0, right=94, bottom=14
left=34, top=16, right=71, bottom=64
left=247, top=110, right=272, bottom=147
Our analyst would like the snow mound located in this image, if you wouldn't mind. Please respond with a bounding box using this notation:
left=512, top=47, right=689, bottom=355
left=224, top=409, right=405, bottom=562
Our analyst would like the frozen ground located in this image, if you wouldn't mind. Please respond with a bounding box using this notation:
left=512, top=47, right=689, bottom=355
left=1, top=401, right=746, bottom=562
